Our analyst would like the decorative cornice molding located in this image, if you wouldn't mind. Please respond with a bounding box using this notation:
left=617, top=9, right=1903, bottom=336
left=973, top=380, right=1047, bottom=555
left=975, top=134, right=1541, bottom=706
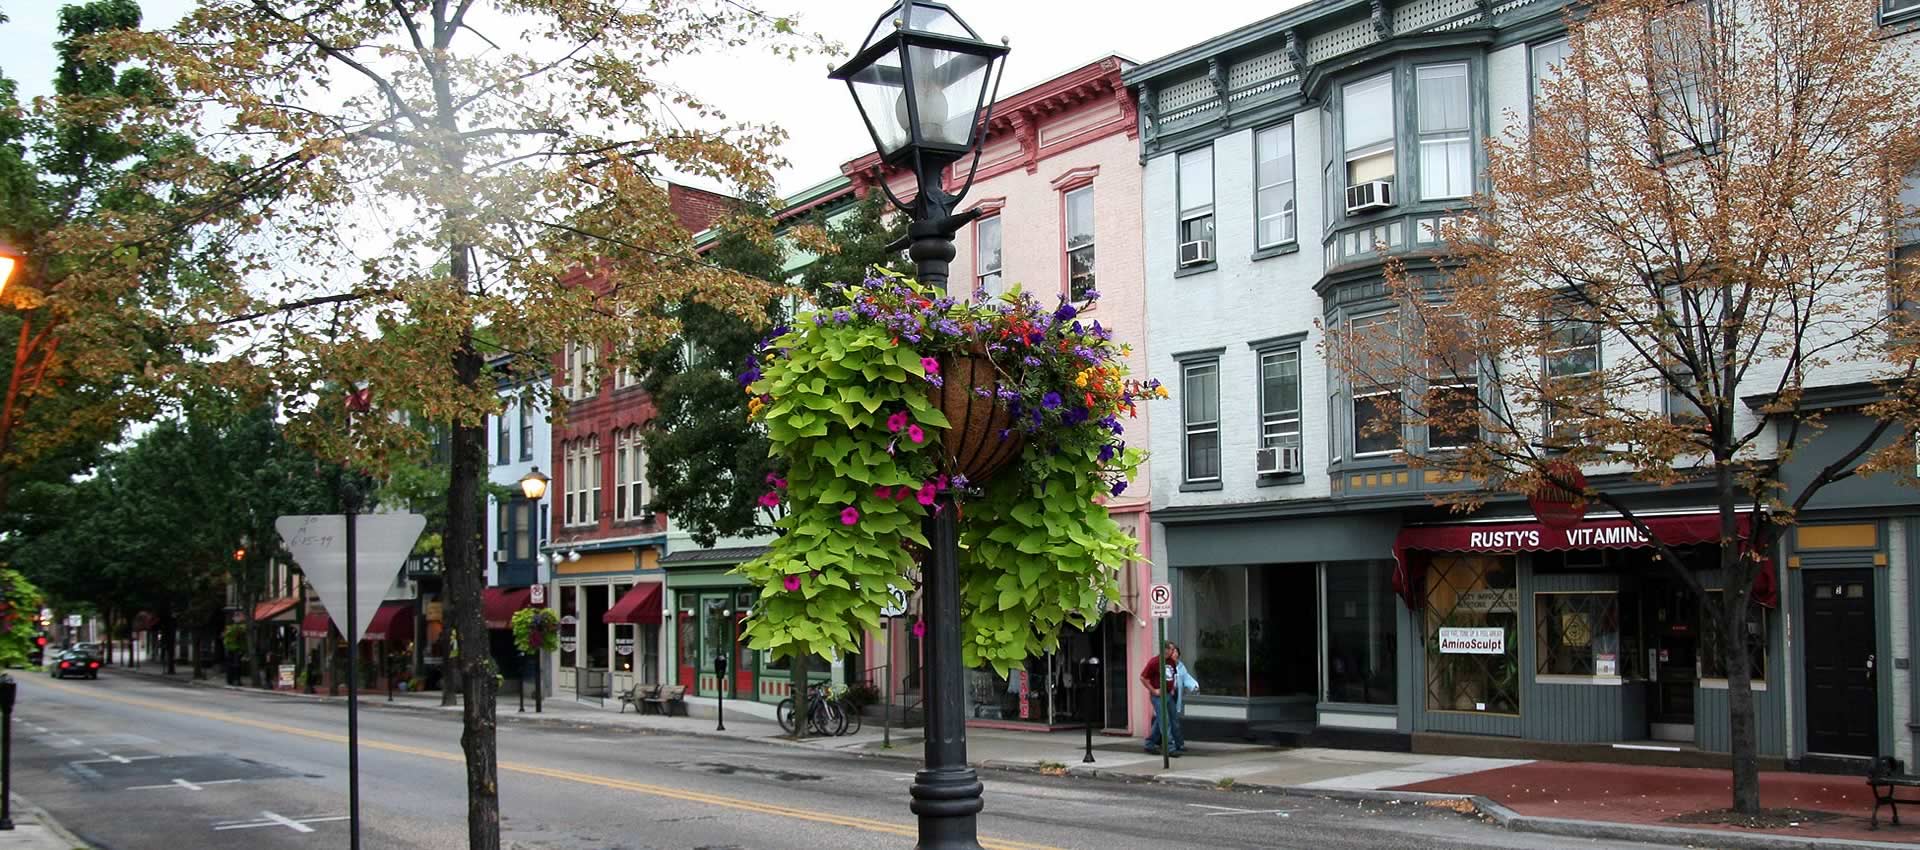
left=1048, top=165, right=1100, bottom=191
left=967, top=196, right=1007, bottom=216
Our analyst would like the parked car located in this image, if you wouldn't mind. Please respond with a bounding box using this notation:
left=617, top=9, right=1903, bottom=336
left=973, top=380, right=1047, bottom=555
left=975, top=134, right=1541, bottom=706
left=73, top=642, right=103, bottom=657
left=48, top=649, right=100, bottom=680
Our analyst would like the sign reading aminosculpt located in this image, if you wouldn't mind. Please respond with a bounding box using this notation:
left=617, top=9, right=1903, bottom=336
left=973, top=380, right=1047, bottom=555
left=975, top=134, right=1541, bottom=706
left=1437, top=627, right=1506, bottom=655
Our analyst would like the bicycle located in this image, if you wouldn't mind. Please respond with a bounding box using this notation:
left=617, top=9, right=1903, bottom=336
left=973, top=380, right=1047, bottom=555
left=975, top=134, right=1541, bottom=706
left=776, top=682, right=844, bottom=736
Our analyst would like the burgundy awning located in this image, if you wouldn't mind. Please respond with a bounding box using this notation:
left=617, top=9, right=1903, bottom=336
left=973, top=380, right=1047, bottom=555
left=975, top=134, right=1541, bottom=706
left=483, top=587, right=532, bottom=629
left=603, top=582, right=663, bottom=625
left=251, top=597, right=298, bottom=623
left=362, top=602, right=415, bottom=643
left=1392, top=512, right=1771, bottom=610
left=301, top=612, right=335, bottom=639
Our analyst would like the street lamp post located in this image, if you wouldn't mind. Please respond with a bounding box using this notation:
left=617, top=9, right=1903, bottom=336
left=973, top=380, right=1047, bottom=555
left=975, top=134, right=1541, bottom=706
left=517, top=468, right=550, bottom=714
left=830, top=6, right=1006, bottom=848
left=0, top=241, right=23, bottom=301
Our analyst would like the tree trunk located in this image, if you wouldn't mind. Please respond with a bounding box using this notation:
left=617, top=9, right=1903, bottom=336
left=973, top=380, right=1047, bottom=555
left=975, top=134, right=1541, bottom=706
left=1724, top=591, right=1762, bottom=814
left=162, top=613, right=176, bottom=675
left=446, top=334, right=501, bottom=850
left=442, top=645, right=460, bottom=706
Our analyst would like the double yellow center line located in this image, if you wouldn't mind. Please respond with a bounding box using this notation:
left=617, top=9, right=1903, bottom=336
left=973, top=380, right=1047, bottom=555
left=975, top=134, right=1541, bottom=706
left=40, top=679, right=1063, bottom=850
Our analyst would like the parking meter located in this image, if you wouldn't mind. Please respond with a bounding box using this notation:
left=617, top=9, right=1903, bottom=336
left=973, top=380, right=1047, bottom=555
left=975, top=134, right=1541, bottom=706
left=1078, top=657, right=1100, bottom=763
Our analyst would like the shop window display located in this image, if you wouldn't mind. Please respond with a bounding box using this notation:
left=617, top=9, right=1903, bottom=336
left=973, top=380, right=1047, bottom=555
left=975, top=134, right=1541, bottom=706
left=1325, top=561, right=1398, bottom=705
left=1534, top=592, right=1638, bottom=678
left=1178, top=566, right=1249, bottom=697
left=1424, top=555, right=1520, bottom=713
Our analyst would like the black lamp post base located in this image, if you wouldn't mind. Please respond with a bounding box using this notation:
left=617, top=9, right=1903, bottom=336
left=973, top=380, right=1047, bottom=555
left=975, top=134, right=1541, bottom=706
left=909, top=765, right=984, bottom=849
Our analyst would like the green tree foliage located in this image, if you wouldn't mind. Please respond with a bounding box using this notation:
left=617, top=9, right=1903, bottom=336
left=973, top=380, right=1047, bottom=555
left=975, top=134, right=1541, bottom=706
left=0, top=1, right=236, bottom=516
left=643, top=194, right=910, bottom=546
left=0, top=569, right=44, bottom=668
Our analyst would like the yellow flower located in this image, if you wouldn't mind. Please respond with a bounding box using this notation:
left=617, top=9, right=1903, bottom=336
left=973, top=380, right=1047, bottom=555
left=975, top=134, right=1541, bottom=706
left=1120, top=344, right=1132, bottom=356
left=1074, top=373, right=1089, bottom=387
left=1155, top=385, right=1170, bottom=399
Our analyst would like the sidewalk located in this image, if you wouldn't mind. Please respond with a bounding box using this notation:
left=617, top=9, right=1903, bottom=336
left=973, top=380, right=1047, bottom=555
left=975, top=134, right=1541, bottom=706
left=112, top=665, right=1920, bottom=849
left=0, top=794, right=93, bottom=849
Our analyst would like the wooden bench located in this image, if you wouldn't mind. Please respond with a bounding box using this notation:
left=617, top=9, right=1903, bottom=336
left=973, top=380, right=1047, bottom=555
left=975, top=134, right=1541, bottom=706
left=1869, top=756, right=1920, bottom=829
left=618, top=683, right=659, bottom=714
left=641, top=684, right=687, bottom=716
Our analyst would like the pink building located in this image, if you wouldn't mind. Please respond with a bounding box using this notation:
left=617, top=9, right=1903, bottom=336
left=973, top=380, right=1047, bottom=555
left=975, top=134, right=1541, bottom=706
left=844, top=55, right=1155, bottom=737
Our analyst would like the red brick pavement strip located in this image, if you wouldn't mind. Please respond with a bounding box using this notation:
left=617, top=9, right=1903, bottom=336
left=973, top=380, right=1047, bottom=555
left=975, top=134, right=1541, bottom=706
left=1395, top=760, right=1920, bottom=844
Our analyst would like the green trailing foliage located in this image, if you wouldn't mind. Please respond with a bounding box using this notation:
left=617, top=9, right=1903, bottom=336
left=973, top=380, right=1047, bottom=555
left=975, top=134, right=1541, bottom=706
left=735, top=273, right=1163, bottom=674
left=511, top=607, right=559, bottom=654
left=0, top=569, right=42, bottom=668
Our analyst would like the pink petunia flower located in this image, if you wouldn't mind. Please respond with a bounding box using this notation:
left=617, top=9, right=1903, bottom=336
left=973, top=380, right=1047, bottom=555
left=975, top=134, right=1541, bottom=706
left=758, top=491, right=781, bottom=508
left=874, top=485, right=892, bottom=500
left=935, top=474, right=949, bottom=490
left=916, top=483, right=935, bottom=506
left=907, top=424, right=925, bottom=444
left=911, top=620, right=926, bottom=638
left=921, top=356, right=940, bottom=375
left=886, top=411, right=909, bottom=432
left=783, top=574, right=801, bottom=592
left=895, top=486, right=914, bottom=501
left=841, top=506, right=861, bottom=526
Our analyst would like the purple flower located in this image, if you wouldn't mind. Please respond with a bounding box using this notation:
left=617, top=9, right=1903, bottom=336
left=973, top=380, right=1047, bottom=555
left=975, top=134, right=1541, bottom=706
left=928, top=375, right=943, bottom=388
left=833, top=309, right=852, bottom=323
left=951, top=474, right=970, bottom=490
left=1055, top=303, right=1078, bottom=321
left=1041, top=392, right=1063, bottom=410
left=1063, top=406, right=1089, bottom=426
left=738, top=367, right=761, bottom=387
left=1081, top=289, right=1102, bottom=302
left=1022, top=355, right=1043, bottom=368
left=1110, top=480, right=1128, bottom=497
left=935, top=319, right=961, bottom=336
left=1098, top=444, right=1117, bottom=463
left=1090, top=320, right=1110, bottom=340
left=813, top=315, right=827, bottom=327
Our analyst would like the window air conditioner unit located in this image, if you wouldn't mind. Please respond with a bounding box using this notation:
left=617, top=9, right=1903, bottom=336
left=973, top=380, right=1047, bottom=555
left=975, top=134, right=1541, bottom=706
left=1255, top=445, right=1302, bottom=475
left=1345, top=180, right=1394, bottom=214
left=1178, top=239, right=1213, bottom=267
left=493, top=550, right=506, bottom=563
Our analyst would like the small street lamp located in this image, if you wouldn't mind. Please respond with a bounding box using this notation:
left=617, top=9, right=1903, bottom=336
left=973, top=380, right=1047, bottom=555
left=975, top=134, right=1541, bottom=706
left=831, top=4, right=1007, bottom=848
left=518, top=466, right=550, bottom=500
left=0, top=242, right=23, bottom=300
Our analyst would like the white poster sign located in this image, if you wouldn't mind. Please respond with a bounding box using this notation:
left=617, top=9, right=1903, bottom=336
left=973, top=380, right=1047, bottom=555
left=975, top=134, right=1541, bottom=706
left=277, top=513, right=425, bottom=645
left=1438, top=627, right=1506, bottom=655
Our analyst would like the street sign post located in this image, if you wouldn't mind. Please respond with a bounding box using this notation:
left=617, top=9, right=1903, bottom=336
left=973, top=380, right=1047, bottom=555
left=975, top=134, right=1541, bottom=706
left=1147, top=582, right=1173, bottom=768
left=276, top=511, right=424, bottom=850
left=529, top=583, right=545, bottom=606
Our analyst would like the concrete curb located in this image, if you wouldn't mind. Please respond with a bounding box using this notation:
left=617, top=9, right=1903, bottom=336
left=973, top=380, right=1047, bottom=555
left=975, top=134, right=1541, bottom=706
left=10, top=792, right=93, bottom=849
left=111, top=668, right=1914, bottom=849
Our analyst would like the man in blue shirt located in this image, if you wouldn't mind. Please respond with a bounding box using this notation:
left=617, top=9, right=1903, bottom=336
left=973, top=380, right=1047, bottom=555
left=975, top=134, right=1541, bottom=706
left=1141, top=641, right=1199, bottom=756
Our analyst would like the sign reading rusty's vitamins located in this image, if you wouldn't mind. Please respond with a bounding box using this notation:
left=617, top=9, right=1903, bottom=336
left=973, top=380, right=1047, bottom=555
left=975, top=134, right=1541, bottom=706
left=1437, top=627, right=1506, bottom=655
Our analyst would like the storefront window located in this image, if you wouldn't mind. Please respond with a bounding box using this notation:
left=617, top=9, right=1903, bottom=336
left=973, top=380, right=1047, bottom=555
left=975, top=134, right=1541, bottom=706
left=1248, top=567, right=1315, bottom=698
left=1535, top=592, right=1634, bottom=678
left=1699, top=597, right=1767, bottom=682
left=1178, top=566, right=1248, bottom=697
left=559, top=585, right=577, bottom=668
left=1424, top=555, right=1519, bottom=714
left=612, top=582, right=635, bottom=673
left=585, top=584, right=610, bottom=669
left=1325, top=561, right=1397, bottom=705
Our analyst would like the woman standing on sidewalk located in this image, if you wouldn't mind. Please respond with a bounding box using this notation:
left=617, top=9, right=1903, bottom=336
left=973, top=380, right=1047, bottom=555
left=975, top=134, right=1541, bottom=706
left=1140, top=642, right=1198, bottom=756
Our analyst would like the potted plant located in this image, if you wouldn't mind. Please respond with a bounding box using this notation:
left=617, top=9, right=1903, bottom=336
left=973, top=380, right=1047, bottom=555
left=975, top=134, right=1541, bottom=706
left=735, top=274, right=1163, bottom=675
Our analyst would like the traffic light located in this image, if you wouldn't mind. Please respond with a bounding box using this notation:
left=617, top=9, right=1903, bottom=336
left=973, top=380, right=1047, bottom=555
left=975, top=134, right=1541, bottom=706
left=33, top=635, right=46, bottom=649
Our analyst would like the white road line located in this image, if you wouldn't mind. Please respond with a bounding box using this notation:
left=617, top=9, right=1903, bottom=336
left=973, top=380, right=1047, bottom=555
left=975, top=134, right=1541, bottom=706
left=27, top=725, right=46, bottom=733
left=64, top=738, right=83, bottom=746
left=91, top=749, right=130, bottom=764
left=125, top=778, right=244, bottom=791
left=1185, top=803, right=1295, bottom=817
left=212, top=812, right=347, bottom=833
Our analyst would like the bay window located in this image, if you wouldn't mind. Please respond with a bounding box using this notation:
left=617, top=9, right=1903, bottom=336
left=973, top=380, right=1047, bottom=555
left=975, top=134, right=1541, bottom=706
left=1343, top=74, right=1396, bottom=194
left=1416, top=63, right=1472, bottom=200
left=614, top=426, right=645, bottom=522
left=1348, top=311, right=1402, bottom=456
left=1255, top=123, right=1296, bottom=247
left=1545, top=308, right=1601, bottom=443
left=1529, top=36, right=1572, bottom=120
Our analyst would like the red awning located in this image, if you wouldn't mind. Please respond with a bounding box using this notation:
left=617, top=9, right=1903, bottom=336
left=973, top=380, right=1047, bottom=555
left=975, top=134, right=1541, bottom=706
left=483, top=587, right=533, bottom=629
left=603, top=582, right=663, bottom=625
left=1392, top=512, right=1773, bottom=610
left=301, top=612, right=335, bottom=639
left=362, top=602, right=414, bottom=643
left=252, top=597, right=298, bottom=623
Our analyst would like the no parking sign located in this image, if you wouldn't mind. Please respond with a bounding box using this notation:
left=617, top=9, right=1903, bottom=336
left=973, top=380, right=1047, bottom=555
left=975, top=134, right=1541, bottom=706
left=1148, top=583, right=1172, bottom=619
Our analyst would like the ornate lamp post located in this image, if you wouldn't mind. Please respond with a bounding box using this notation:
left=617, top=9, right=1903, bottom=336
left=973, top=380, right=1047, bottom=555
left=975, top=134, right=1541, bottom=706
left=516, top=467, right=550, bottom=712
left=830, top=5, right=1006, bottom=847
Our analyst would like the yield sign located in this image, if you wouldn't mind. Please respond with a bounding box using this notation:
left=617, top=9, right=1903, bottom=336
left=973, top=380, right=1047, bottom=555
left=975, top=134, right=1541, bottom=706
left=275, top=513, right=425, bottom=645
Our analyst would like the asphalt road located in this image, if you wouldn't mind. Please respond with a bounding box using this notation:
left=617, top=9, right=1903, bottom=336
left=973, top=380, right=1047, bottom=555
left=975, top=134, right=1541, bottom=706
left=3, top=670, right=1690, bottom=850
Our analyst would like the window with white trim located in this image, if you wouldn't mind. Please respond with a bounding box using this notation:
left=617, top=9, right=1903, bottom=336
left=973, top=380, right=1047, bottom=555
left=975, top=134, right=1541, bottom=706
left=1178, top=146, right=1215, bottom=250
left=614, top=334, right=640, bottom=389
left=1182, top=360, right=1220, bottom=482
left=518, top=403, right=533, bottom=461
left=1258, top=348, right=1301, bottom=451
left=614, top=426, right=646, bottom=522
left=1255, top=123, right=1296, bottom=247
left=495, top=408, right=510, bottom=465
left=1416, top=63, right=1472, bottom=200
left=1889, top=0, right=1920, bottom=21
left=1529, top=37, right=1572, bottom=120
left=1343, top=73, right=1396, bottom=194
left=1064, top=186, right=1095, bottom=300
left=564, top=435, right=602, bottom=527
left=565, top=342, right=597, bottom=400
left=1651, top=3, right=1716, bottom=149
left=1425, top=354, right=1479, bottom=451
left=975, top=216, right=1003, bottom=295
left=1545, top=307, right=1601, bottom=443
left=1349, top=311, right=1402, bottom=456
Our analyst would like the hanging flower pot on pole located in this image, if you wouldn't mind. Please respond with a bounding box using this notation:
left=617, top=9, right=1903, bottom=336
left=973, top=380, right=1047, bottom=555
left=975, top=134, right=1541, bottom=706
left=1529, top=458, right=1589, bottom=529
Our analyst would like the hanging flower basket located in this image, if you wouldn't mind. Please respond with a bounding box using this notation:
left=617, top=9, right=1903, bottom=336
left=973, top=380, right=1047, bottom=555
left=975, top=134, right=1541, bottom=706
left=732, top=271, right=1165, bottom=673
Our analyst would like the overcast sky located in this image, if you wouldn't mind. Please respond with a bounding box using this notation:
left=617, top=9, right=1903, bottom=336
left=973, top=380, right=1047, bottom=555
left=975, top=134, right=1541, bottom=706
left=0, top=1, right=1308, bottom=199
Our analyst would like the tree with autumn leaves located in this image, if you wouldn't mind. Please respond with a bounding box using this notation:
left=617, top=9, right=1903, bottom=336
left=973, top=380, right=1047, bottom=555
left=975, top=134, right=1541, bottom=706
left=89, top=2, right=822, bottom=847
left=1331, top=0, right=1920, bottom=815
